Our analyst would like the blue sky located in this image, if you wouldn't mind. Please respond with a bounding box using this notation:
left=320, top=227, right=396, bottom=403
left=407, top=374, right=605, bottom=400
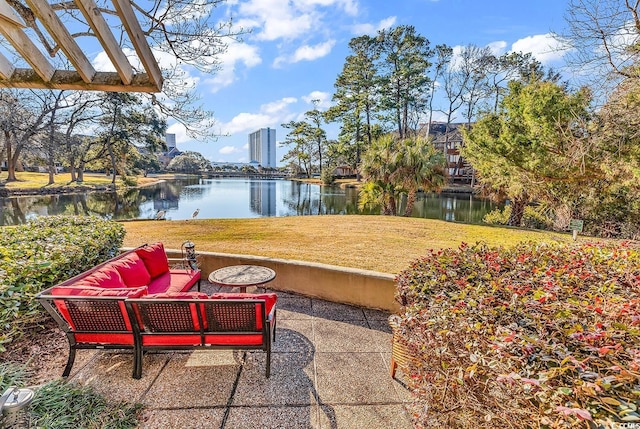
left=159, top=0, right=572, bottom=164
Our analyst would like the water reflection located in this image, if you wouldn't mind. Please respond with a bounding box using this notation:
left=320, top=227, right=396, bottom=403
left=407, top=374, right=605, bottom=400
left=0, top=178, right=500, bottom=226
left=250, top=181, right=276, bottom=216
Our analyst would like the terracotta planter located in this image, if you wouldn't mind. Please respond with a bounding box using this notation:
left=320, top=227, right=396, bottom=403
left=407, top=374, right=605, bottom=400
left=389, top=315, right=413, bottom=379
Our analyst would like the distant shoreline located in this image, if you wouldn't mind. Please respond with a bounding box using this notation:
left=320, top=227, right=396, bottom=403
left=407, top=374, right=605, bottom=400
left=1, top=173, right=475, bottom=197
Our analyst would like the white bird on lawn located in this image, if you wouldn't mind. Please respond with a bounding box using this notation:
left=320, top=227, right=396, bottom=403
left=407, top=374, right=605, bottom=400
left=192, top=208, right=200, bottom=219
left=155, top=210, right=166, bottom=220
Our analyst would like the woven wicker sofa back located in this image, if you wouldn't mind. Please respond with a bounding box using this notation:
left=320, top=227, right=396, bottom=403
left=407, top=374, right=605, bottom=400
left=36, top=292, right=277, bottom=379
left=126, top=297, right=276, bottom=378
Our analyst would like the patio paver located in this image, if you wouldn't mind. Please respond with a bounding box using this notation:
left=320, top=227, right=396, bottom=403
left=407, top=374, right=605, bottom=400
left=65, top=284, right=412, bottom=428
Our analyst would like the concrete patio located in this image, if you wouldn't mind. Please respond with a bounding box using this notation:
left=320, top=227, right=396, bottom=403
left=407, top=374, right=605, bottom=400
left=63, top=282, right=413, bottom=428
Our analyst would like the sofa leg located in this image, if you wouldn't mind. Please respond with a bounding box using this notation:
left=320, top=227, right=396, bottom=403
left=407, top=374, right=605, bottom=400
left=269, top=311, right=277, bottom=343
left=133, top=346, right=143, bottom=379
left=266, top=349, right=271, bottom=378
left=62, top=348, right=77, bottom=378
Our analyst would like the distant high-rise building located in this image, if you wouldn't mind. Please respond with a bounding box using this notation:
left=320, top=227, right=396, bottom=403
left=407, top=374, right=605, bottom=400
left=248, top=128, right=276, bottom=168
left=165, top=133, right=176, bottom=151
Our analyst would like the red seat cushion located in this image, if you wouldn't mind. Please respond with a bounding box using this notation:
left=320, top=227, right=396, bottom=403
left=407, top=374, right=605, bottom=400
left=81, top=266, right=127, bottom=288
left=145, top=292, right=208, bottom=299
left=147, top=269, right=200, bottom=294
left=135, top=242, right=170, bottom=278
left=50, top=285, right=147, bottom=297
left=110, top=253, right=152, bottom=288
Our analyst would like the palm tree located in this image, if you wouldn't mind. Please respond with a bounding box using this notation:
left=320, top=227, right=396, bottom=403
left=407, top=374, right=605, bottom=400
left=395, top=137, right=447, bottom=216
left=360, top=134, right=400, bottom=215
left=361, top=135, right=448, bottom=216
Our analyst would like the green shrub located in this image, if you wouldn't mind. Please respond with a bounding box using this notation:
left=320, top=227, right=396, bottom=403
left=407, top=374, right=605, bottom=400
left=321, top=167, right=336, bottom=185
left=0, top=363, right=140, bottom=428
left=121, top=175, right=138, bottom=187
left=394, top=241, right=640, bottom=428
left=0, top=216, right=125, bottom=349
left=483, top=205, right=554, bottom=230
left=482, top=206, right=510, bottom=225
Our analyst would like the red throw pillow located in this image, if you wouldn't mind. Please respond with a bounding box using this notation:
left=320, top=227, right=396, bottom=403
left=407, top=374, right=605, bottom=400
left=51, top=285, right=148, bottom=297
left=135, top=243, right=170, bottom=278
left=110, top=253, right=152, bottom=287
left=85, top=266, right=127, bottom=288
left=146, top=291, right=209, bottom=299
left=72, top=275, right=103, bottom=288
left=210, top=293, right=277, bottom=314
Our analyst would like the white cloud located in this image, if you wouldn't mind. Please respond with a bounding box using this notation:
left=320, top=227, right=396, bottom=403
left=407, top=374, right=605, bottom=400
left=302, top=90, right=332, bottom=108
left=292, top=40, right=336, bottom=62
left=238, top=0, right=316, bottom=41
left=487, top=41, right=508, bottom=56
left=223, top=112, right=274, bottom=135
left=297, top=0, right=358, bottom=15
left=204, top=40, right=261, bottom=92
left=236, top=0, right=356, bottom=42
left=262, top=97, right=298, bottom=115
left=219, top=145, right=241, bottom=154
left=351, top=16, right=397, bottom=35
left=274, top=40, right=336, bottom=67
left=511, top=33, right=568, bottom=64
left=220, top=97, right=298, bottom=135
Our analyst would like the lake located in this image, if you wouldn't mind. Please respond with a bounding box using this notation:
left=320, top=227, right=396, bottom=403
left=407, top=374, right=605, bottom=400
left=0, top=178, right=500, bottom=226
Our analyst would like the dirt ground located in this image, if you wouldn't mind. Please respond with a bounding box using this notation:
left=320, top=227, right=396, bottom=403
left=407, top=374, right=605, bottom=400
left=1, top=319, right=70, bottom=385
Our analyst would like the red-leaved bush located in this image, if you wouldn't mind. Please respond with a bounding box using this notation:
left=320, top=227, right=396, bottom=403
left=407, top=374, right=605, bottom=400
left=393, top=241, right=640, bottom=428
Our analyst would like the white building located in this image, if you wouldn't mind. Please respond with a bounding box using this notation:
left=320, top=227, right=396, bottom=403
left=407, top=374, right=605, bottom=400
left=165, top=133, right=177, bottom=151
left=248, top=128, right=276, bottom=168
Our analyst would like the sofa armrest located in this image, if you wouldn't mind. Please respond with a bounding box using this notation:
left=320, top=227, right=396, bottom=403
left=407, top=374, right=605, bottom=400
left=167, top=258, right=199, bottom=271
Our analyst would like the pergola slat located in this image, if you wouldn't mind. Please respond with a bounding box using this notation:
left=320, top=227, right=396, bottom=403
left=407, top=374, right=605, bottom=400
left=0, top=0, right=162, bottom=92
left=0, top=51, right=15, bottom=79
left=0, top=24, right=55, bottom=82
left=0, top=0, right=24, bottom=27
left=74, top=0, right=134, bottom=85
left=0, top=68, right=159, bottom=92
left=24, top=0, right=96, bottom=83
left=112, top=0, right=163, bottom=90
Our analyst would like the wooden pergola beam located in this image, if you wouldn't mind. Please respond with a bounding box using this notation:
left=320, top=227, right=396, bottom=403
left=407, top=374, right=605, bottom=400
left=24, top=0, right=96, bottom=83
left=0, top=0, right=162, bottom=92
left=74, top=0, right=134, bottom=85
left=0, top=68, right=160, bottom=92
left=112, top=0, right=163, bottom=90
left=0, top=51, right=15, bottom=79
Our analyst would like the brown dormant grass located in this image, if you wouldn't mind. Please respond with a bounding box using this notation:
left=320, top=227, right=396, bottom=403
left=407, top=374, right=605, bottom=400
left=122, top=216, right=581, bottom=274
left=0, top=172, right=160, bottom=189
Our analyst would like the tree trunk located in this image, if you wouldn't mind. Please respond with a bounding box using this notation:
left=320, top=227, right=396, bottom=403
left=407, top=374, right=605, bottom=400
left=404, top=190, right=416, bottom=217
left=77, top=162, right=85, bottom=183
left=383, top=191, right=397, bottom=216
left=5, top=131, right=16, bottom=181
left=508, top=195, right=528, bottom=227
left=106, top=140, right=117, bottom=184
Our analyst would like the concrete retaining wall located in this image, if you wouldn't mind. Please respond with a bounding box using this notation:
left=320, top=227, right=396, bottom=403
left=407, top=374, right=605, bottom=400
left=163, top=249, right=399, bottom=313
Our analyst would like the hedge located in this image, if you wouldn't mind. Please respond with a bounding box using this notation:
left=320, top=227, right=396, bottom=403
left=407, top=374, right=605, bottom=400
left=394, top=241, right=640, bottom=428
left=0, top=216, right=125, bottom=349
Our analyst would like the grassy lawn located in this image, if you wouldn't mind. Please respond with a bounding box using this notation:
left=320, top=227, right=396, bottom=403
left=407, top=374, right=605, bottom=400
left=0, top=171, right=166, bottom=189
left=122, top=215, right=584, bottom=274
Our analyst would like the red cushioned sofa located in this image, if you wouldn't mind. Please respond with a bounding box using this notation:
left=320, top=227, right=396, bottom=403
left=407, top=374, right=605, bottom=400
left=36, top=243, right=278, bottom=379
